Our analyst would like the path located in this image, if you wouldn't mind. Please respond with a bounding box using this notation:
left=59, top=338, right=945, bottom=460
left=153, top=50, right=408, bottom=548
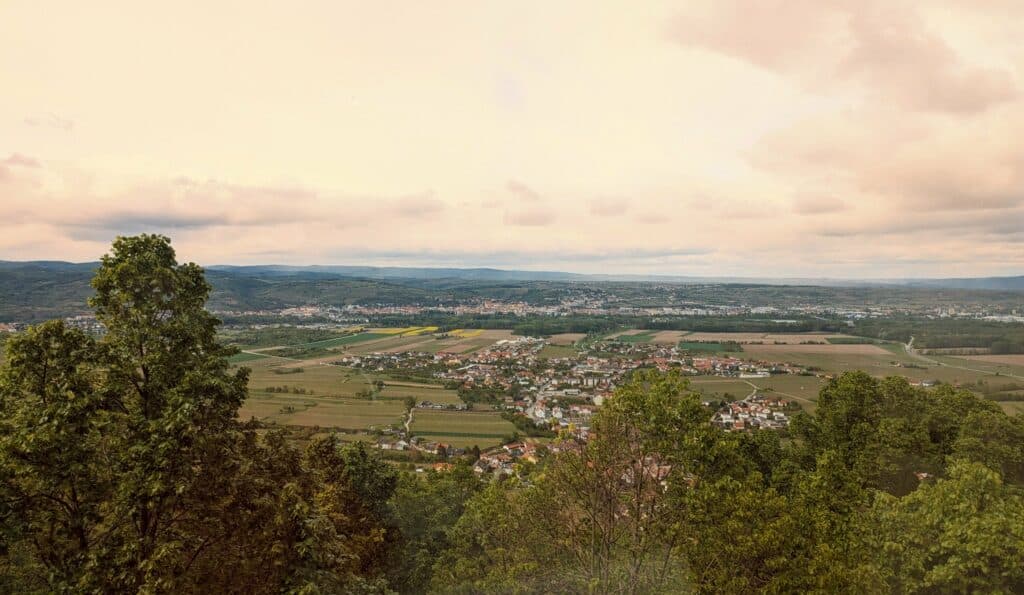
left=240, top=350, right=303, bottom=362
left=404, top=407, right=414, bottom=435
left=904, top=336, right=1024, bottom=380
left=742, top=379, right=817, bottom=407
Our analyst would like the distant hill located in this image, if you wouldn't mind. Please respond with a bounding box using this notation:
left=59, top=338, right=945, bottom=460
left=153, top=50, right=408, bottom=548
left=1, top=260, right=1022, bottom=322
left=897, top=276, right=1024, bottom=291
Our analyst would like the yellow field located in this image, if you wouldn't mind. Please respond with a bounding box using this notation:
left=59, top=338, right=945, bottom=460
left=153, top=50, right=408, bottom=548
left=370, top=327, right=413, bottom=335
left=449, top=329, right=483, bottom=338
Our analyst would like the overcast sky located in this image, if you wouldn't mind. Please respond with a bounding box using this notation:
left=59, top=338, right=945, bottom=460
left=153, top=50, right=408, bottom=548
left=2, top=1, right=1022, bottom=278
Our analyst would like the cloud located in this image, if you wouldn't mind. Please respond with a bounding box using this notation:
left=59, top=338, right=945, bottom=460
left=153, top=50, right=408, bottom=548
left=504, top=208, right=556, bottom=227
left=506, top=179, right=542, bottom=202
left=668, top=1, right=1018, bottom=113
left=751, top=107, right=1024, bottom=212
left=382, top=192, right=446, bottom=218
left=590, top=198, right=628, bottom=216
left=2, top=153, right=40, bottom=168
left=792, top=194, right=847, bottom=215
left=23, top=113, right=75, bottom=132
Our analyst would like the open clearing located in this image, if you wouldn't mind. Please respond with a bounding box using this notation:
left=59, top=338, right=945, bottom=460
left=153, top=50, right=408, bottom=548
left=240, top=393, right=405, bottom=430
left=688, top=375, right=824, bottom=410
left=961, top=354, right=1024, bottom=366
left=997, top=401, right=1024, bottom=415
left=676, top=332, right=861, bottom=344
left=548, top=333, right=586, bottom=345
left=379, top=383, right=462, bottom=405
left=745, top=343, right=888, bottom=356
left=410, top=410, right=516, bottom=448
left=679, top=341, right=742, bottom=353
left=651, top=330, right=692, bottom=344
left=349, top=328, right=513, bottom=356
left=615, top=331, right=658, bottom=343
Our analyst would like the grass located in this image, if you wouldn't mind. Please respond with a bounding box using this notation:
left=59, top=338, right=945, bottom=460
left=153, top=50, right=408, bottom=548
left=380, top=383, right=462, bottom=405
left=615, top=331, right=657, bottom=344
left=826, top=337, right=877, bottom=344
left=411, top=410, right=516, bottom=448
left=239, top=393, right=405, bottom=430
left=997, top=401, right=1024, bottom=415
left=229, top=351, right=274, bottom=363
left=679, top=341, right=743, bottom=353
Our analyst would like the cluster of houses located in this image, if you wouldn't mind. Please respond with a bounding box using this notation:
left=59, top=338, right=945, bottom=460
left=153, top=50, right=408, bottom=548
left=471, top=439, right=586, bottom=475
left=712, top=394, right=793, bottom=431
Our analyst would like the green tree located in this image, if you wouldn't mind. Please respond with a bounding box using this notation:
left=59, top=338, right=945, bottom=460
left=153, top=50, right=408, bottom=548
left=869, top=461, right=1024, bottom=593
left=0, top=321, right=108, bottom=591
left=388, top=465, right=482, bottom=592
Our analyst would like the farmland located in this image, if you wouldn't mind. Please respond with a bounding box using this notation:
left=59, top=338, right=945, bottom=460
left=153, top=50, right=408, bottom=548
left=240, top=393, right=405, bottom=430
left=226, top=327, right=1024, bottom=440
left=678, top=341, right=742, bottom=353
left=410, top=409, right=517, bottom=448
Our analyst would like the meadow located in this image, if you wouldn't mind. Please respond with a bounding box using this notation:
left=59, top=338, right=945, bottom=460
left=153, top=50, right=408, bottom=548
left=239, top=393, right=406, bottom=431
left=678, top=341, right=743, bottom=353
left=410, top=410, right=517, bottom=448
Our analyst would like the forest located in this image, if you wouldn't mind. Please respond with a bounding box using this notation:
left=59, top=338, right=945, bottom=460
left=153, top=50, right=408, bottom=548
left=2, top=236, right=1023, bottom=593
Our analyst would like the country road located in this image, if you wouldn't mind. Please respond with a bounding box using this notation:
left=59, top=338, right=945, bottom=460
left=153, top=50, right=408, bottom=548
left=742, top=379, right=817, bottom=406
left=903, top=336, right=1024, bottom=381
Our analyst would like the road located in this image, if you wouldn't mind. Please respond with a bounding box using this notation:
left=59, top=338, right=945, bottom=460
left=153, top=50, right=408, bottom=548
left=741, top=379, right=817, bottom=407
left=903, top=336, right=1024, bottom=380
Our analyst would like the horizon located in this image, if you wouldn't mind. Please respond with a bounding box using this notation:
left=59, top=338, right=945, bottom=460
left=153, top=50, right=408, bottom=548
left=3, top=1, right=1023, bottom=277
left=3, top=255, right=1024, bottom=283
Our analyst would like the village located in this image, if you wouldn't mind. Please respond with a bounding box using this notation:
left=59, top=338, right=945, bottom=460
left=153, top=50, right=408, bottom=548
left=332, top=335, right=809, bottom=475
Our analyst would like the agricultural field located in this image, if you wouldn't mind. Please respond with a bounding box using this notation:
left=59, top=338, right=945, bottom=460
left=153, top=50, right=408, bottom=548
left=547, top=333, right=586, bottom=345
left=229, top=351, right=276, bottom=364
left=997, top=401, right=1024, bottom=415
left=379, top=382, right=462, bottom=405
left=367, top=326, right=439, bottom=337
left=650, top=330, right=692, bottom=344
left=678, top=341, right=742, bottom=353
left=959, top=354, right=1024, bottom=367
left=687, top=377, right=756, bottom=400
left=616, top=331, right=659, bottom=343
left=687, top=374, right=824, bottom=410
left=239, top=393, right=405, bottom=430
left=741, top=343, right=1021, bottom=387
left=344, top=328, right=513, bottom=356
left=410, top=410, right=517, bottom=448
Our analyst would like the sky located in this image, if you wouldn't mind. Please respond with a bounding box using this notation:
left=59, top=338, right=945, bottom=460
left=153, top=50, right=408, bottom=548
left=2, top=1, right=1022, bottom=278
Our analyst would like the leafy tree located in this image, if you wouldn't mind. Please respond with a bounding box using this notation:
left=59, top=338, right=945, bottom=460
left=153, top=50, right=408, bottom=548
left=869, top=461, right=1024, bottom=593
left=388, top=465, right=481, bottom=592
left=0, top=321, right=108, bottom=591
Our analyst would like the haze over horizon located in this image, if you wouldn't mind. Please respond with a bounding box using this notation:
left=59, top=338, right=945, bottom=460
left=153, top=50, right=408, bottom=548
left=3, top=1, right=1023, bottom=278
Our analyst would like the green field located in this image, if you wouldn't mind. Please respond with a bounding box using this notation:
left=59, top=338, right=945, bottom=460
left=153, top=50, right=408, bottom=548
left=679, top=341, right=742, bottom=353
left=263, top=333, right=390, bottom=358
left=410, top=410, right=517, bottom=448
left=240, top=393, right=405, bottom=430
left=826, top=337, right=877, bottom=344
left=380, top=382, right=462, bottom=405
left=687, top=374, right=823, bottom=407
left=229, top=351, right=275, bottom=363
left=615, top=331, right=657, bottom=343
left=688, top=377, right=755, bottom=400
